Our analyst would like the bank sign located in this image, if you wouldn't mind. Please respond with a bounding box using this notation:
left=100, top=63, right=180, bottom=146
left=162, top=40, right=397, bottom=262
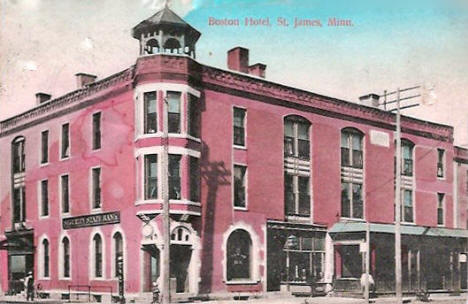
left=63, top=211, right=120, bottom=229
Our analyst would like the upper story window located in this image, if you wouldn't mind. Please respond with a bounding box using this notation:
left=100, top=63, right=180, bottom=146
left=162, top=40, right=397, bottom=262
left=12, top=186, right=26, bottom=224
left=167, top=91, right=181, bottom=134
left=169, top=154, right=181, bottom=199
left=401, top=140, right=414, bottom=176
left=188, top=94, right=201, bottom=138
left=61, top=123, right=70, bottom=159
left=437, top=148, right=445, bottom=178
left=341, top=128, right=363, bottom=168
left=284, top=116, right=310, bottom=160
left=402, top=189, right=414, bottom=223
left=341, top=181, right=363, bottom=219
left=41, top=130, right=49, bottom=164
left=285, top=172, right=310, bottom=217
left=92, top=167, right=101, bottom=209
left=190, top=156, right=200, bottom=202
left=61, top=175, right=70, bottom=214
left=92, top=112, right=101, bottom=150
left=233, top=107, right=246, bottom=147
left=144, top=154, right=158, bottom=200
left=144, top=91, right=157, bottom=134
left=437, top=193, right=445, bottom=225
left=40, top=180, right=49, bottom=217
left=234, top=165, right=247, bottom=208
left=12, top=136, right=25, bottom=174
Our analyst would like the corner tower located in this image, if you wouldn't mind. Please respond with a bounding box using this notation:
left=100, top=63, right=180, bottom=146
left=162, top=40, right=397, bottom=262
left=132, top=6, right=201, bottom=58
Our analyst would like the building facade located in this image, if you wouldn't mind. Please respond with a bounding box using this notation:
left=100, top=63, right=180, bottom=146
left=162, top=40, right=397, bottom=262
left=1, top=7, right=468, bottom=301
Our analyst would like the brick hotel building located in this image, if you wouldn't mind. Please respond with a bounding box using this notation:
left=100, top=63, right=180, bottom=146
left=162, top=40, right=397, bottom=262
left=1, top=7, right=468, bottom=301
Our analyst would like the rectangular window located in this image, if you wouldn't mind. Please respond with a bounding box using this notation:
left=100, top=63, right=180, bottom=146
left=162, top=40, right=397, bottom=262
left=61, top=175, right=70, bottom=213
left=144, top=154, right=158, bottom=200
left=285, top=172, right=310, bottom=216
left=144, top=91, right=157, bottom=134
left=283, top=235, right=325, bottom=283
left=298, top=176, right=310, bottom=215
left=92, top=167, right=101, bottom=209
left=167, top=92, right=181, bottom=133
left=403, top=189, right=413, bottom=223
left=190, top=156, right=200, bottom=202
left=12, top=139, right=25, bottom=173
left=341, top=131, right=363, bottom=168
left=233, top=107, right=246, bottom=147
left=341, top=181, right=363, bottom=219
left=437, top=193, right=445, bottom=225
left=284, top=120, right=295, bottom=157
left=188, top=94, right=200, bottom=138
left=169, top=154, right=181, bottom=199
left=41, top=180, right=49, bottom=217
left=41, top=130, right=49, bottom=164
left=43, top=241, right=49, bottom=278
left=402, top=145, right=413, bottom=176
left=12, top=186, right=26, bottom=223
left=297, top=123, right=310, bottom=159
left=92, top=112, right=101, bottom=150
left=234, top=165, right=247, bottom=208
left=437, top=148, right=445, bottom=178
left=61, top=123, right=70, bottom=159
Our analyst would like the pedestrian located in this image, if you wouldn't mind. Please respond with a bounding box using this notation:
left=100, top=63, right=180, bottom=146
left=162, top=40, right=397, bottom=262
left=24, top=272, right=34, bottom=301
left=152, top=282, right=159, bottom=304
left=360, top=273, right=375, bottom=296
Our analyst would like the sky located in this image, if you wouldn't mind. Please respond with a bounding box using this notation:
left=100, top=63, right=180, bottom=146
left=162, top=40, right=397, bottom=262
left=0, top=0, right=467, bottom=145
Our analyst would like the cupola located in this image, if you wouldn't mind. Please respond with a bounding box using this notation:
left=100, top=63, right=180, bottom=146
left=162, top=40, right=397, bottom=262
left=132, top=6, right=201, bottom=58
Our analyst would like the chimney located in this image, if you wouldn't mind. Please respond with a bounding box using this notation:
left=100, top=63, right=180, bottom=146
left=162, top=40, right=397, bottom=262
left=75, top=73, right=97, bottom=89
left=35, top=92, right=52, bottom=104
left=248, top=63, right=267, bottom=78
left=227, top=47, right=249, bottom=73
left=359, top=93, right=380, bottom=108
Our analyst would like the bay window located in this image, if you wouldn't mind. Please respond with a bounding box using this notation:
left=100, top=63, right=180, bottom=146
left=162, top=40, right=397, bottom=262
left=169, top=154, right=181, bottom=199
left=167, top=92, right=181, bottom=133
left=144, top=154, right=158, bottom=199
left=144, top=91, right=157, bottom=134
left=190, top=156, right=200, bottom=202
left=188, top=94, right=200, bottom=138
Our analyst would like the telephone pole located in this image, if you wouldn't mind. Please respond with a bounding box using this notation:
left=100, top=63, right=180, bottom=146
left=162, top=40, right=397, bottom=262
left=162, top=96, right=171, bottom=304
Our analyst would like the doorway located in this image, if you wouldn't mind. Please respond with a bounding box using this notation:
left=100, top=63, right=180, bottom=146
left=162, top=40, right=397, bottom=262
left=142, top=245, right=160, bottom=292
left=170, top=245, right=191, bottom=293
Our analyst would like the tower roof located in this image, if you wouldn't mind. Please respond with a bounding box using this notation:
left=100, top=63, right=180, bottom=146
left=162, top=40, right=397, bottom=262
left=132, top=7, right=201, bottom=42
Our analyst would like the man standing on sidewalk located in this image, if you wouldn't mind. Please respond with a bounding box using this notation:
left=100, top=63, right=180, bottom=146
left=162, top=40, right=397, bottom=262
left=24, top=272, right=34, bottom=301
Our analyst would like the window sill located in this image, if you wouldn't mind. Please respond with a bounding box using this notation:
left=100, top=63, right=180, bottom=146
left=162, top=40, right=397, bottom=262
left=59, top=277, right=72, bottom=281
left=90, top=208, right=102, bottom=214
left=233, top=145, right=247, bottom=150
left=60, top=156, right=70, bottom=161
left=186, top=135, right=201, bottom=143
left=38, top=277, right=50, bottom=281
left=225, top=279, right=259, bottom=285
left=234, top=206, right=248, bottom=211
left=39, top=215, right=50, bottom=220
left=91, top=148, right=102, bottom=153
left=340, top=217, right=365, bottom=222
left=39, top=162, right=49, bottom=167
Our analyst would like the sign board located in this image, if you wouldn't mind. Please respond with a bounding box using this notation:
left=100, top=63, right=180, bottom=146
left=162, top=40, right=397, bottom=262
left=63, top=211, right=120, bottom=230
left=359, top=242, right=368, bottom=253
left=370, top=130, right=390, bottom=147
left=460, top=253, right=467, bottom=263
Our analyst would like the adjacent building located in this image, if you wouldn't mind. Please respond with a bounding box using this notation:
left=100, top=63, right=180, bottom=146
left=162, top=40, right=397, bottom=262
left=1, top=7, right=468, bottom=301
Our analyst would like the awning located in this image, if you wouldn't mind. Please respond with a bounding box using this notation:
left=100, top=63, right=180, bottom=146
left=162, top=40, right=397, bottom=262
left=329, top=222, right=468, bottom=238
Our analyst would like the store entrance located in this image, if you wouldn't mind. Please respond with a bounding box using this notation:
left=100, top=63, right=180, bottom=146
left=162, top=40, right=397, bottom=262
left=170, top=245, right=191, bottom=293
left=142, top=245, right=160, bottom=292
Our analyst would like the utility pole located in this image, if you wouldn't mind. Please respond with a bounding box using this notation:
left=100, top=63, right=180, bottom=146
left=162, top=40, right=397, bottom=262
left=395, top=88, right=402, bottom=304
left=162, top=96, right=171, bottom=304
left=365, top=221, right=370, bottom=303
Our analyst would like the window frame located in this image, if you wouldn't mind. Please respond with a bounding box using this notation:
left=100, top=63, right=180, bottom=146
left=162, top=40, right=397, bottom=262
left=401, top=140, right=414, bottom=177
left=401, top=189, right=414, bottom=223
left=226, top=229, right=252, bottom=281
left=437, top=148, right=445, bottom=179
left=283, top=116, right=310, bottom=160
left=284, top=171, right=311, bottom=217
left=60, top=236, right=71, bottom=279
left=144, top=154, right=158, bottom=200
left=91, top=167, right=102, bottom=210
left=40, top=238, right=50, bottom=279
left=40, top=130, right=49, bottom=165
left=39, top=179, right=49, bottom=218
left=166, top=91, right=182, bottom=134
left=189, top=156, right=200, bottom=202
left=233, top=164, right=247, bottom=209
left=437, top=192, right=445, bottom=226
left=12, top=186, right=26, bottom=224
left=188, top=94, right=201, bottom=139
left=168, top=154, right=182, bottom=200
left=12, top=136, right=26, bottom=174
left=60, top=174, right=70, bottom=214
left=340, top=181, right=364, bottom=220
left=112, top=232, right=124, bottom=278
left=92, top=233, right=104, bottom=279
left=60, top=122, right=70, bottom=160
left=233, top=107, right=247, bottom=148
left=143, top=91, right=158, bottom=134
left=341, top=128, right=364, bottom=169
left=92, top=112, right=102, bottom=150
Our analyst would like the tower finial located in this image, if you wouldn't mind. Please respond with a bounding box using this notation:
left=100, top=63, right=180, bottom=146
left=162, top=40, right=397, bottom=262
left=164, top=0, right=171, bottom=8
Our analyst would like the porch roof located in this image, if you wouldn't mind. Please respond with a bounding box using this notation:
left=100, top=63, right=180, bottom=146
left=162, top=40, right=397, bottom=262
left=329, top=222, right=468, bottom=238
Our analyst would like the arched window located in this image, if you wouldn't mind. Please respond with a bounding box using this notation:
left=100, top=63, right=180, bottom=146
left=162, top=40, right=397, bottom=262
left=284, top=116, right=310, bottom=160
left=93, top=234, right=103, bottom=278
left=145, top=39, right=159, bottom=54
left=12, top=136, right=25, bottom=173
left=113, top=232, right=123, bottom=277
left=62, top=237, right=70, bottom=278
left=163, top=38, right=181, bottom=53
left=42, top=239, right=49, bottom=278
left=401, top=139, right=414, bottom=176
left=341, top=128, right=363, bottom=168
left=226, top=229, right=251, bottom=281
